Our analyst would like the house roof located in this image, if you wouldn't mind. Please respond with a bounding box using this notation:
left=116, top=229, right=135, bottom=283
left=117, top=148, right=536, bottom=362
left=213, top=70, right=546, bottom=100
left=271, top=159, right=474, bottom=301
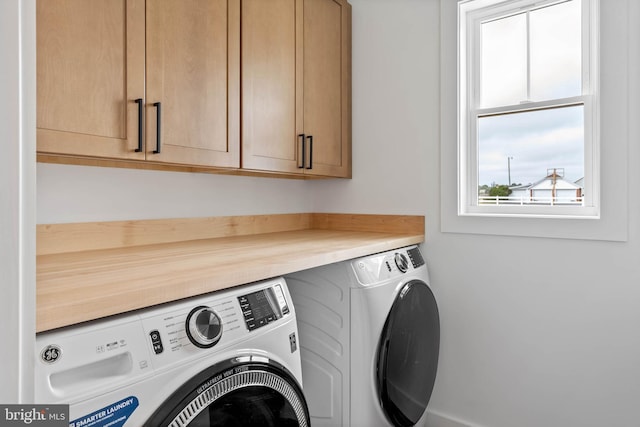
left=530, top=177, right=581, bottom=190
left=509, top=171, right=582, bottom=191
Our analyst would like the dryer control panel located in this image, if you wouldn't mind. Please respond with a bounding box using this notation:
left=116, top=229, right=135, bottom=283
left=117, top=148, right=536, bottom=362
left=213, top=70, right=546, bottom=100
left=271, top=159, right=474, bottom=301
left=352, top=245, right=427, bottom=286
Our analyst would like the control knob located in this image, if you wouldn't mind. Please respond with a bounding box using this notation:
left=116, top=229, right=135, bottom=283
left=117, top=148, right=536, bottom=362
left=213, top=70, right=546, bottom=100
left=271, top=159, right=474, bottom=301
left=394, top=253, right=409, bottom=273
left=186, top=306, right=223, bottom=348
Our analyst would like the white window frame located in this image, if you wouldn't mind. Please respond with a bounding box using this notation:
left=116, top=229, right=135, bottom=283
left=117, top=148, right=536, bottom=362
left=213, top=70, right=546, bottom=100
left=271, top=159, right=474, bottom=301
left=458, top=0, right=600, bottom=219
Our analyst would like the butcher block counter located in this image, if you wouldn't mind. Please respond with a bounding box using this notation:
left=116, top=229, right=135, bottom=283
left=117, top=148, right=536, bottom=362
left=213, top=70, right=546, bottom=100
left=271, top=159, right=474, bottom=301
left=37, top=213, right=424, bottom=332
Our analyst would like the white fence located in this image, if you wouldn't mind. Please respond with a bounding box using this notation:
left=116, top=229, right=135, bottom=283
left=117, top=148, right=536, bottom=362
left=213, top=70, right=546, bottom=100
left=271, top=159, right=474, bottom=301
left=478, top=196, right=584, bottom=206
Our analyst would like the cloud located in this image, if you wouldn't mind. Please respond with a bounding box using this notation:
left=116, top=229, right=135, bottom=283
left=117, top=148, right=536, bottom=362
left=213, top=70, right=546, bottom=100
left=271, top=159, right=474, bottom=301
left=478, top=106, right=584, bottom=185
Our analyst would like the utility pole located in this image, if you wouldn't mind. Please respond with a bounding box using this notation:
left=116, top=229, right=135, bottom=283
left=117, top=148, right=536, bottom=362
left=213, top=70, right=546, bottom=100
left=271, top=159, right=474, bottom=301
left=507, top=156, right=513, bottom=186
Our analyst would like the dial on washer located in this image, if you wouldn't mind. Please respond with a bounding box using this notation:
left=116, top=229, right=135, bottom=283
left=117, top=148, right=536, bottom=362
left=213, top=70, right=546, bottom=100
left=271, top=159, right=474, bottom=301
left=186, top=306, right=223, bottom=348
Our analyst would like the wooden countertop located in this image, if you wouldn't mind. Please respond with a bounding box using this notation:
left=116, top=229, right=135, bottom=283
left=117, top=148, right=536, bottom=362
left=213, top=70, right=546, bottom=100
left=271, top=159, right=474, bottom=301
left=37, top=213, right=424, bottom=332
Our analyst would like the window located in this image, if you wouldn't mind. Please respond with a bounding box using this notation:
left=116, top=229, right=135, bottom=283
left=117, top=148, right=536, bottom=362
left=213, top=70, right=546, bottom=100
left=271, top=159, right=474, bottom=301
left=458, top=0, right=599, bottom=218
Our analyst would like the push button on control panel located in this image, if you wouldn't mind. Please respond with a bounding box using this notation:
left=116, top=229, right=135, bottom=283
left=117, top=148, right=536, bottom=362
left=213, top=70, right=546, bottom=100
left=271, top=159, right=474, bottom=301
left=150, top=330, right=164, bottom=354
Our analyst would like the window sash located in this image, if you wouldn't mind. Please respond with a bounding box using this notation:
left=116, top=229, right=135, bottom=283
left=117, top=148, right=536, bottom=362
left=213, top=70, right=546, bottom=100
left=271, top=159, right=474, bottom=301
left=458, top=0, right=599, bottom=218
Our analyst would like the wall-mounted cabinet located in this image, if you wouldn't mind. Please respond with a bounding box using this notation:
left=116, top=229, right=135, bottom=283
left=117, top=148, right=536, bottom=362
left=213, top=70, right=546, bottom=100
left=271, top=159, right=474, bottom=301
left=37, top=0, right=240, bottom=168
left=37, top=0, right=145, bottom=161
left=242, top=0, right=352, bottom=178
left=37, top=0, right=350, bottom=178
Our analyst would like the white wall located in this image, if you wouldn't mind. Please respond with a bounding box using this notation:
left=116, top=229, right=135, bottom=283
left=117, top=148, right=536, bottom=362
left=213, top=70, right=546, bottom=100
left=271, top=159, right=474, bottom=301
left=32, top=0, right=640, bottom=426
left=38, top=164, right=312, bottom=223
left=310, top=0, right=439, bottom=218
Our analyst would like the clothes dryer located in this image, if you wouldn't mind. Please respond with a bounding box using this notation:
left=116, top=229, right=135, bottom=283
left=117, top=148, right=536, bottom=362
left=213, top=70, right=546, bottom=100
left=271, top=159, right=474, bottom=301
left=286, top=245, right=439, bottom=427
left=35, top=277, right=309, bottom=427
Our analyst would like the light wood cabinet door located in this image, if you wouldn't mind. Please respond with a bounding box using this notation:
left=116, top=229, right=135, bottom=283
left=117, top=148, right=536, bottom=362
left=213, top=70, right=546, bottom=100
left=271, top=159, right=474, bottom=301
left=37, top=0, right=145, bottom=159
left=145, top=0, right=240, bottom=168
left=303, top=0, right=351, bottom=178
left=242, top=0, right=303, bottom=174
left=242, top=0, right=351, bottom=177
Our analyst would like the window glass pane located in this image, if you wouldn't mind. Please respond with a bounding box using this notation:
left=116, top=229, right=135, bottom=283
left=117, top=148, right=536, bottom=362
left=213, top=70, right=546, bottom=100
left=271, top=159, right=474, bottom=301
left=478, top=106, right=584, bottom=204
left=530, top=0, right=582, bottom=101
left=480, top=13, right=527, bottom=108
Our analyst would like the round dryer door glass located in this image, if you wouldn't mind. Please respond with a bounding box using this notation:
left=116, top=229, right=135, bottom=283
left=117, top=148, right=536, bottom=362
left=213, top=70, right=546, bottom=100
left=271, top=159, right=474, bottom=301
left=376, top=280, right=440, bottom=427
left=144, top=359, right=309, bottom=427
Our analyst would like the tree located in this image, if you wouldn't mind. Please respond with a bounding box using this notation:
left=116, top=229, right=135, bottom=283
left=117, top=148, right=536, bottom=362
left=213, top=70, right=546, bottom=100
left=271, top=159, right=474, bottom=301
left=488, top=184, right=511, bottom=197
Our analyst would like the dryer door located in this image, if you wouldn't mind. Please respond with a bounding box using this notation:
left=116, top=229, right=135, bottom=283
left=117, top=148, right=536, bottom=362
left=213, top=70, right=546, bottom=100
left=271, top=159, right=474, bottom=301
left=376, top=280, right=440, bottom=427
left=144, top=358, right=309, bottom=427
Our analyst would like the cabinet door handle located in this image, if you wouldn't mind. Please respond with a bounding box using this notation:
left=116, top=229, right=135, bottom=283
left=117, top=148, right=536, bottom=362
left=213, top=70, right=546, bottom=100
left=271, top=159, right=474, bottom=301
left=153, top=102, right=162, bottom=154
left=306, top=135, right=313, bottom=169
left=298, top=134, right=306, bottom=168
left=134, top=98, right=143, bottom=152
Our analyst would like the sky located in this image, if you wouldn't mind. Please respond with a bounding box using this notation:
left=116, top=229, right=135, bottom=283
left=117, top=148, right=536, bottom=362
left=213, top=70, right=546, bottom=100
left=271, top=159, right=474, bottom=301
left=478, top=106, right=584, bottom=186
left=477, top=0, right=584, bottom=187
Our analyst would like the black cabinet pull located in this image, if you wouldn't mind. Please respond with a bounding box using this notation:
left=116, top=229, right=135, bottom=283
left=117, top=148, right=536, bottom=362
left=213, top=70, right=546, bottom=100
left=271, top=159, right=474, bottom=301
left=153, top=102, right=162, bottom=154
left=134, top=98, right=143, bottom=152
left=306, top=135, right=313, bottom=169
left=298, top=134, right=306, bottom=168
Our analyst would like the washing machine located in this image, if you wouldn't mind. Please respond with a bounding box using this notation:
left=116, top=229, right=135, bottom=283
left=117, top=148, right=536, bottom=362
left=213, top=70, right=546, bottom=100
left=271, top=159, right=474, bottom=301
left=285, top=245, right=439, bottom=427
left=35, top=277, right=310, bottom=427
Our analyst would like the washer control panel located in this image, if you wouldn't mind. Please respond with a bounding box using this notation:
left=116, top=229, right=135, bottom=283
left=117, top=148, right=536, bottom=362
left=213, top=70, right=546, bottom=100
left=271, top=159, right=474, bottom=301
left=138, top=277, right=290, bottom=369
left=34, top=277, right=295, bottom=403
left=238, top=284, right=290, bottom=331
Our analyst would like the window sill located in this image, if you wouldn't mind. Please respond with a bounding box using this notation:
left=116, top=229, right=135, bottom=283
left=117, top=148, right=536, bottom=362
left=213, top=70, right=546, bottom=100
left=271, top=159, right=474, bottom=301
left=441, top=212, right=626, bottom=241
left=460, top=205, right=599, bottom=219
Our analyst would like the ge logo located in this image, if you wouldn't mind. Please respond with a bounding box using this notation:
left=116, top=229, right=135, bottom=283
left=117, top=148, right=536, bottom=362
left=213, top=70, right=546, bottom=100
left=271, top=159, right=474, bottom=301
left=41, top=345, right=62, bottom=364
